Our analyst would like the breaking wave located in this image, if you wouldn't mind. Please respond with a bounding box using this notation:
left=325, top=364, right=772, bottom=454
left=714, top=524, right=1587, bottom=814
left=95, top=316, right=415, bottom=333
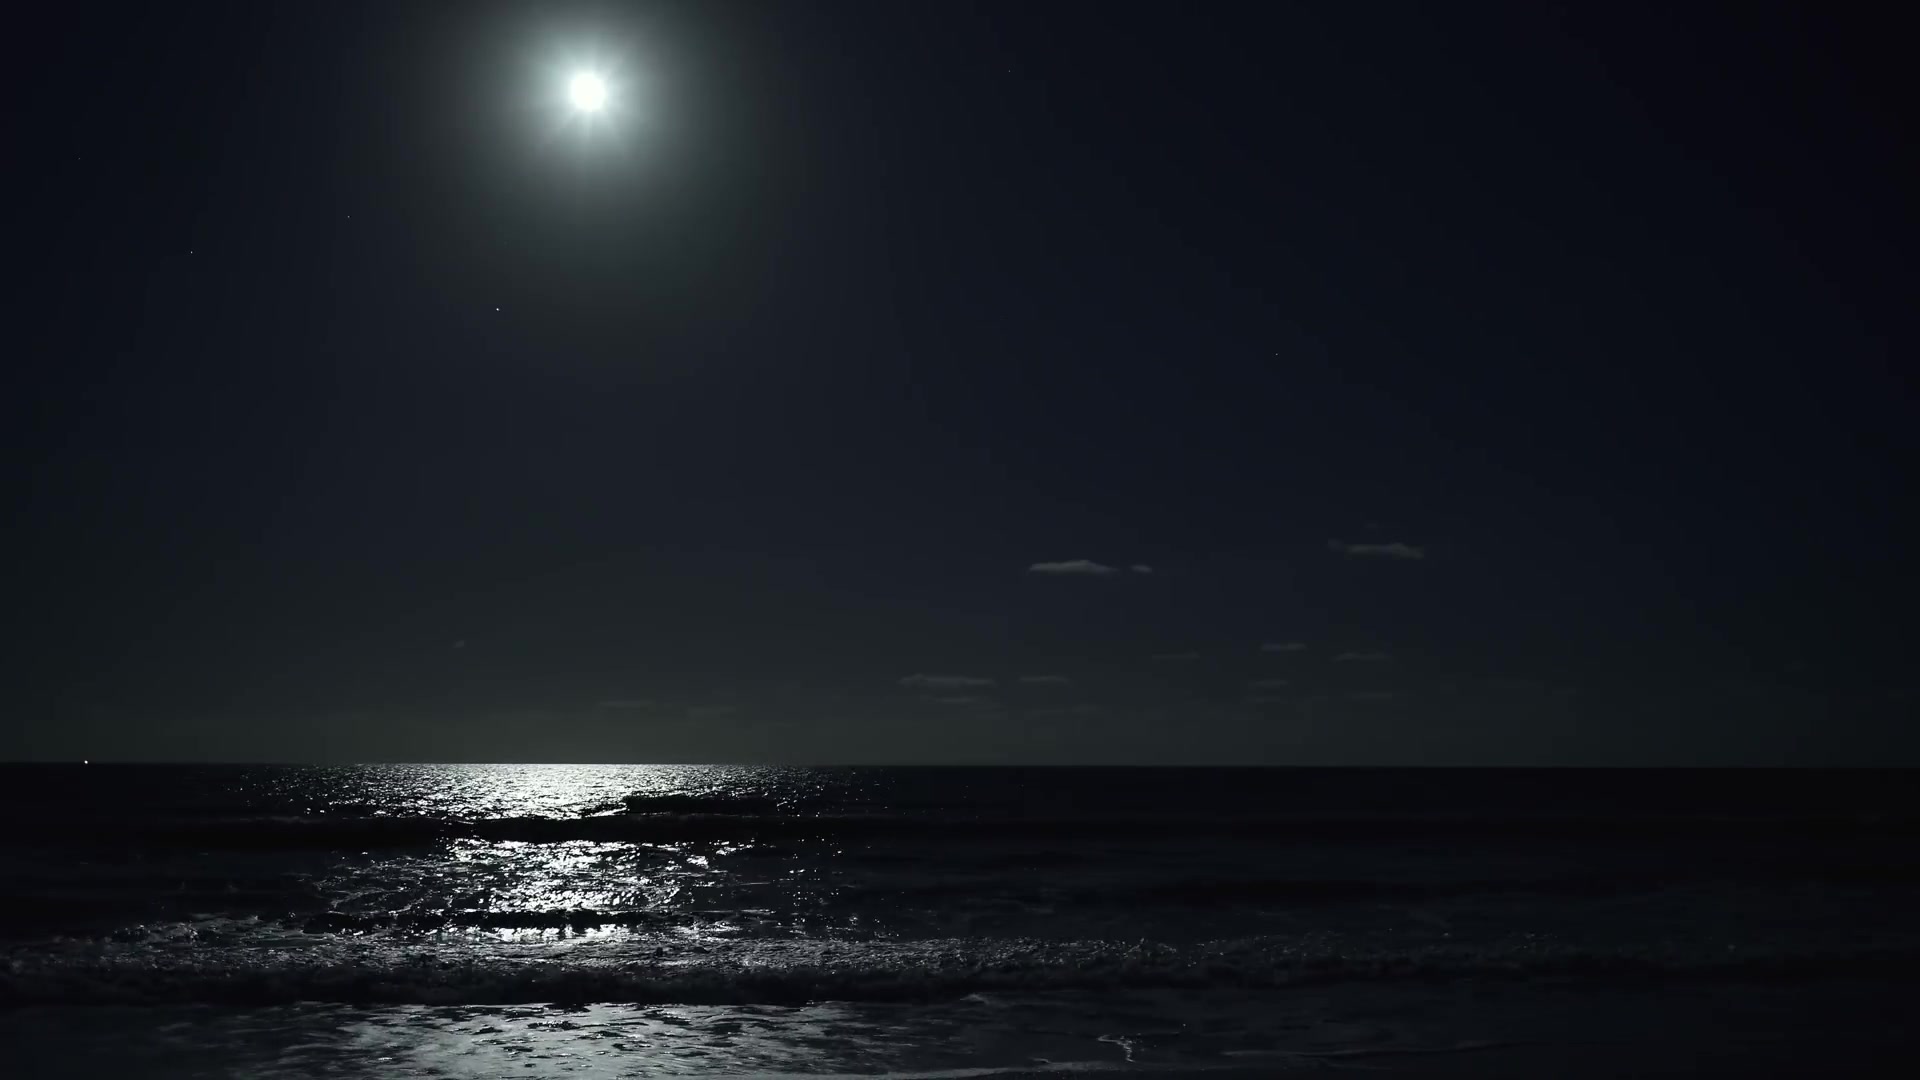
left=20, top=809, right=1920, bottom=852
left=7, top=933, right=1919, bottom=1007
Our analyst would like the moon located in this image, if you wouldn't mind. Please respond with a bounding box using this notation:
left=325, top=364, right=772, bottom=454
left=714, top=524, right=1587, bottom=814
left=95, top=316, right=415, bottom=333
left=568, top=72, right=608, bottom=112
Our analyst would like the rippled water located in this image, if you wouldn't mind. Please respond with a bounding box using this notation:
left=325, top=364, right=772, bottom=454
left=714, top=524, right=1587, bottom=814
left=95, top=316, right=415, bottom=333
left=3, top=765, right=1918, bottom=1075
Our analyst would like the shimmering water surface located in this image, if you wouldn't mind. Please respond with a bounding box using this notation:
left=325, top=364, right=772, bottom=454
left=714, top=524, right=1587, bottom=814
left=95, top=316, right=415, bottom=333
left=2, top=766, right=1917, bottom=1076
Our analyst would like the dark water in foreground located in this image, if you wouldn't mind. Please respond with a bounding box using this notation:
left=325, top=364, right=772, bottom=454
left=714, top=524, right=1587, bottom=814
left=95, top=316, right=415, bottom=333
left=2, top=765, right=1917, bottom=1076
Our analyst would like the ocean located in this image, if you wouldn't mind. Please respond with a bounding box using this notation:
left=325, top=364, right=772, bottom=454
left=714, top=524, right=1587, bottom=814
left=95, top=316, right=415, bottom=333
left=1, top=765, right=1916, bottom=1076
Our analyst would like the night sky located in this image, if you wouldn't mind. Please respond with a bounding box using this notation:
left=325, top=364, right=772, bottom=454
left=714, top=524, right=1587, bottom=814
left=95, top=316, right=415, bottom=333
left=9, top=2, right=1914, bottom=764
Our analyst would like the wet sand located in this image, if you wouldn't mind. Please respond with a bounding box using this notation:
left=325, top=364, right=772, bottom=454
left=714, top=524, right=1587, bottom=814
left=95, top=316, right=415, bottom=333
left=3, top=976, right=1912, bottom=1077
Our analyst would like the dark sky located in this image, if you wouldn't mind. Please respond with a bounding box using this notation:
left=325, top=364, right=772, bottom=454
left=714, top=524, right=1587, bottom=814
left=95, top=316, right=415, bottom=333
left=8, top=1, right=1914, bottom=764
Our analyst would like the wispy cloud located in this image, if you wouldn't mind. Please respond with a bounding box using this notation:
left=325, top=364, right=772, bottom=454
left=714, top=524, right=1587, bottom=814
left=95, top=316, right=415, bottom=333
left=1348, top=691, right=1399, bottom=701
left=1129, top=564, right=1154, bottom=574
left=1260, top=641, right=1307, bottom=653
left=1150, top=652, right=1202, bottom=662
left=899, top=674, right=997, bottom=689
left=1027, top=703, right=1105, bottom=718
left=1028, top=559, right=1119, bottom=576
left=595, top=699, right=657, bottom=710
left=687, top=704, right=741, bottom=720
left=1018, top=675, right=1074, bottom=686
left=1248, top=678, right=1290, bottom=689
left=1246, top=694, right=1292, bottom=705
left=1328, top=539, right=1426, bottom=560
left=1333, top=651, right=1391, bottom=662
left=928, top=696, right=990, bottom=707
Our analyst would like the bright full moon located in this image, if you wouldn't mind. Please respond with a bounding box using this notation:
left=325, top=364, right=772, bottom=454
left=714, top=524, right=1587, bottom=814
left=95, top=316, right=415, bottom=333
left=568, top=72, right=607, bottom=112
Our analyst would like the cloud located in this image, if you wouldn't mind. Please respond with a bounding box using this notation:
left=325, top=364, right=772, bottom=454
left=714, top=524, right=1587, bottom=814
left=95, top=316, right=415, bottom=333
left=1018, top=675, right=1074, bottom=686
left=1328, top=539, right=1426, bottom=560
left=1333, top=651, right=1391, bottom=662
left=928, top=696, right=990, bottom=707
left=899, top=674, right=997, bottom=689
left=686, top=704, right=741, bottom=720
left=1348, top=691, right=1398, bottom=701
left=595, top=699, right=657, bottom=710
left=1028, top=559, right=1120, bottom=576
left=1129, top=564, right=1154, bottom=574
left=1150, top=652, right=1202, bottom=662
left=1248, top=678, right=1290, bottom=689
left=1260, top=641, right=1307, bottom=653
left=1246, top=694, right=1292, bottom=705
left=1027, top=703, right=1105, bottom=718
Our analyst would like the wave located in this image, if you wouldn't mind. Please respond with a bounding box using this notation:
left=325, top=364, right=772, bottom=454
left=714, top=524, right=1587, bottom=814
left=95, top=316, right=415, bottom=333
left=6, top=933, right=1920, bottom=1007
left=297, top=907, right=711, bottom=934
left=853, top=865, right=1920, bottom=908
left=22, top=810, right=1920, bottom=853
left=617, top=793, right=790, bottom=815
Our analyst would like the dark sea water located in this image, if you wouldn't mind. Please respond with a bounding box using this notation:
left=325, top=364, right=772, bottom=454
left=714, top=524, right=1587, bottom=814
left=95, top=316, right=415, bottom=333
left=2, top=765, right=1918, bottom=1076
